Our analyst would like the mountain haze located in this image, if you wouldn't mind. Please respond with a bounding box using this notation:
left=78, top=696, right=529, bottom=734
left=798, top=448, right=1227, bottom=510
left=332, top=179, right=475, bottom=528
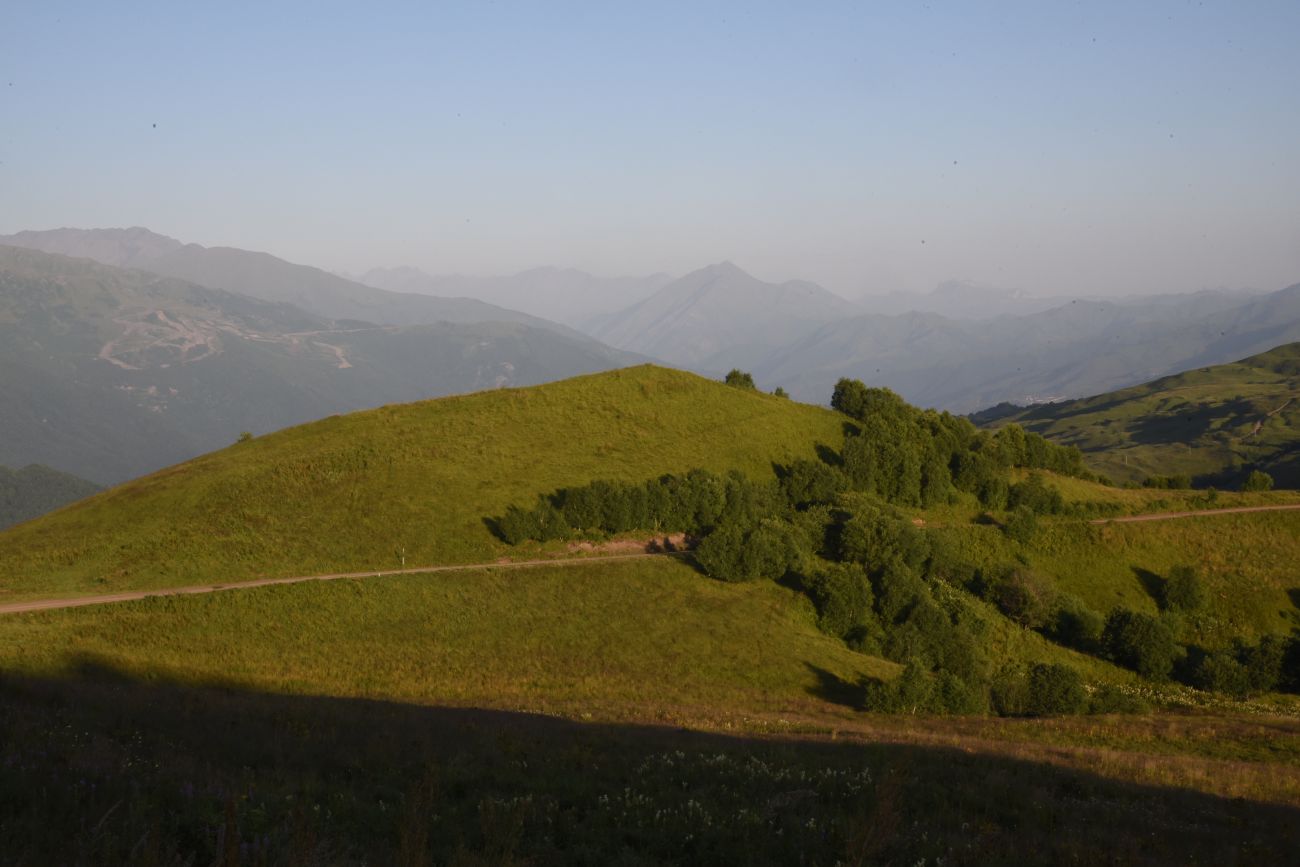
left=0, top=246, right=644, bottom=483
left=0, top=227, right=580, bottom=336
left=359, top=265, right=673, bottom=330
left=587, top=262, right=860, bottom=370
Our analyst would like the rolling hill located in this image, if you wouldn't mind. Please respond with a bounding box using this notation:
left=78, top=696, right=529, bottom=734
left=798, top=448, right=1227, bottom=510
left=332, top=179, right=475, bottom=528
left=0, top=245, right=644, bottom=483
left=972, top=343, right=1300, bottom=487
left=3, top=364, right=1300, bottom=863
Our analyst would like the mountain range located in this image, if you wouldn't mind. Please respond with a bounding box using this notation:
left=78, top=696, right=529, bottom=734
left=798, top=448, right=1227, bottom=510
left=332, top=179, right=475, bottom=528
left=0, top=244, right=642, bottom=483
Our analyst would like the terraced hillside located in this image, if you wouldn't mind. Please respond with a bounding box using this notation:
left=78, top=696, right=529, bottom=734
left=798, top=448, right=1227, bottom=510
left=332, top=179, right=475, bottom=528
left=973, top=343, right=1300, bottom=487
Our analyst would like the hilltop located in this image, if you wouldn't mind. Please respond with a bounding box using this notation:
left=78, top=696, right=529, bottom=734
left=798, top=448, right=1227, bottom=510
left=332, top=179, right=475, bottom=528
left=973, top=342, right=1300, bottom=487
left=0, top=365, right=844, bottom=599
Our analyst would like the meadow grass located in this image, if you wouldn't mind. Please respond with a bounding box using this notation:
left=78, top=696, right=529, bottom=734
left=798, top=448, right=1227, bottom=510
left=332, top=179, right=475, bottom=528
left=0, top=557, right=899, bottom=718
left=984, top=342, right=1300, bottom=485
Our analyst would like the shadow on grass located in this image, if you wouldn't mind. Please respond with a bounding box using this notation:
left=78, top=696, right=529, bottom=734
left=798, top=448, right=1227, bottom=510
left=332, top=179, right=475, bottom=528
left=1, top=660, right=1296, bottom=865
left=1133, top=566, right=1167, bottom=606
left=805, top=663, right=869, bottom=709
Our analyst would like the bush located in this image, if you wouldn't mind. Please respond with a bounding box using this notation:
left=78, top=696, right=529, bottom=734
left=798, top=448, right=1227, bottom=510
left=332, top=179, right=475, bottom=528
left=1161, top=565, right=1205, bottom=612
left=1024, top=663, right=1088, bottom=716
left=803, top=564, right=874, bottom=641
left=1185, top=648, right=1250, bottom=697
left=1007, top=473, right=1064, bottom=515
left=1241, top=470, right=1274, bottom=492
left=1049, top=597, right=1105, bottom=652
left=838, top=505, right=930, bottom=574
left=1001, top=507, right=1038, bottom=543
left=778, top=459, right=847, bottom=509
left=694, top=519, right=801, bottom=583
left=724, top=369, right=756, bottom=390
left=990, top=567, right=1056, bottom=629
left=1102, top=609, right=1182, bottom=680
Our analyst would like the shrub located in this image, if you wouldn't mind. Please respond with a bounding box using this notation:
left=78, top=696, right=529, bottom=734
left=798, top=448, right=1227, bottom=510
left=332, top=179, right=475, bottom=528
left=1007, top=473, right=1064, bottom=515
left=778, top=459, right=847, bottom=509
left=1184, top=647, right=1251, bottom=697
left=838, top=505, right=930, bottom=574
left=694, top=519, right=801, bottom=583
left=863, top=661, right=937, bottom=714
left=724, top=369, right=756, bottom=390
left=1161, top=565, right=1205, bottom=612
left=773, top=387, right=789, bottom=398
left=1241, top=470, right=1274, bottom=492
left=1102, top=609, right=1181, bottom=680
left=990, top=567, right=1056, bottom=629
left=803, top=564, right=874, bottom=641
left=1001, top=507, right=1038, bottom=543
left=1024, top=663, right=1088, bottom=716
left=1049, top=597, right=1105, bottom=652
left=1143, top=474, right=1191, bottom=490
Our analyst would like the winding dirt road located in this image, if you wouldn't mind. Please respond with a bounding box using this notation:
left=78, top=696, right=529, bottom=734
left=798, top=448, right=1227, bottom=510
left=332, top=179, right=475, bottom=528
left=3, top=503, right=1298, bottom=617
left=0, top=552, right=684, bottom=617
left=1088, top=503, right=1300, bottom=524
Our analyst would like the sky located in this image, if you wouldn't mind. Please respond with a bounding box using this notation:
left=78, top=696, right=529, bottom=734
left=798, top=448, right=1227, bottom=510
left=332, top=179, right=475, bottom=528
left=3, top=0, right=1299, bottom=298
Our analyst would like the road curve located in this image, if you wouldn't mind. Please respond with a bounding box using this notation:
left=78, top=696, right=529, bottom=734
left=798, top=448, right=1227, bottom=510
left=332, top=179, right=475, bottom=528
left=1089, top=503, right=1300, bottom=524
left=0, top=551, right=686, bottom=617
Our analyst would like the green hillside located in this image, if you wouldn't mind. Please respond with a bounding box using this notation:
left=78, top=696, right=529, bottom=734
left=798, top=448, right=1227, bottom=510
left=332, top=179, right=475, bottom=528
left=0, top=464, right=100, bottom=530
left=973, top=343, right=1300, bottom=487
left=0, top=365, right=845, bottom=601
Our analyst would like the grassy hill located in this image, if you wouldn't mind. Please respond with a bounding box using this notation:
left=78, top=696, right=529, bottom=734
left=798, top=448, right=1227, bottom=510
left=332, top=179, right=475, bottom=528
left=3, top=365, right=1300, bottom=862
left=973, top=343, right=1300, bottom=487
left=0, top=365, right=845, bottom=601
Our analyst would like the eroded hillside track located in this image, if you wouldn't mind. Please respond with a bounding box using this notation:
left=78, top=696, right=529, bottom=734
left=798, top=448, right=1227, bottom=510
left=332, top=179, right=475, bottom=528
left=0, top=552, right=686, bottom=616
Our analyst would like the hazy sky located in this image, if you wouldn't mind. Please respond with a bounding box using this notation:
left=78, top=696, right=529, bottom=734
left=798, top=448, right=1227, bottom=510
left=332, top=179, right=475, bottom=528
left=3, top=1, right=1298, bottom=297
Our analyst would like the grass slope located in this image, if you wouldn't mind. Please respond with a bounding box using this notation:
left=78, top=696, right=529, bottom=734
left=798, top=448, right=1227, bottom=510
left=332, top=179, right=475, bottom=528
left=0, top=366, right=846, bottom=601
left=0, top=557, right=895, bottom=719
left=973, top=342, right=1300, bottom=486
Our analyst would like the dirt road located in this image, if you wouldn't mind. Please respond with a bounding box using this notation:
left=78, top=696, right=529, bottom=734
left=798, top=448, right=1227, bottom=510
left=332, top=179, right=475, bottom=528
left=1089, top=503, right=1300, bottom=524
left=0, top=551, right=684, bottom=617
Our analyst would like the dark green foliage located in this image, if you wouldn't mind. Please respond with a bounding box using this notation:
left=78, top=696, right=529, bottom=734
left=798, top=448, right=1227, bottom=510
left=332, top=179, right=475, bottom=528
left=772, top=386, right=788, bottom=398
left=1185, top=648, right=1251, bottom=697
left=778, top=459, right=848, bottom=509
left=1241, top=469, right=1274, bottom=492
left=1161, top=565, right=1205, bottom=612
left=236, top=431, right=254, bottom=443
left=694, top=519, right=802, bottom=583
left=863, top=661, right=937, bottom=714
left=1102, top=609, right=1182, bottom=680
left=1001, top=506, right=1038, bottom=543
left=1088, top=684, right=1151, bottom=714
left=724, top=369, right=756, bottom=389
left=838, top=503, right=930, bottom=574
left=1049, top=596, right=1105, bottom=653
left=1186, top=636, right=1290, bottom=697
left=989, top=567, right=1056, bottom=629
left=1025, top=663, right=1089, bottom=716
left=991, top=663, right=1086, bottom=716
left=1007, top=473, right=1065, bottom=514
left=802, top=563, right=875, bottom=642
